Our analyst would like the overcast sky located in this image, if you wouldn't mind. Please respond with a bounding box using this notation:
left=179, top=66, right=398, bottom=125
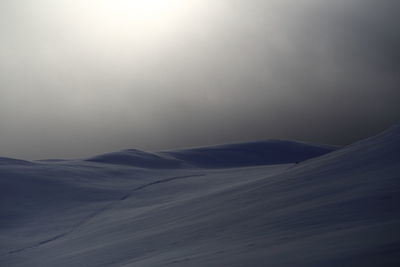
left=0, top=0, right=399, bottom=159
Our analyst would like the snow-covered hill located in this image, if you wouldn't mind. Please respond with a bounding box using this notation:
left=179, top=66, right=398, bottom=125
left=86, top=140, right=338, bottom=168
left=0, top=126, right=399, bottom=267
left=160, top=140, right=338, bottom=168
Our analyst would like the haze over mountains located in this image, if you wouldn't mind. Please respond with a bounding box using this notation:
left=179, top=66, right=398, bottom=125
left=1, top=123, right=399, bottom=266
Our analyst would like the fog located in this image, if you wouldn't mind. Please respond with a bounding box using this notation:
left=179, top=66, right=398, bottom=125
left=0, top=0, right=399, bottom=159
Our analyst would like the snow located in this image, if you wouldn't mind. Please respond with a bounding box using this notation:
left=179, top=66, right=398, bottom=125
left=86, top=140, right=338, bottom=169
left=0, top=126, right=399, bottom=266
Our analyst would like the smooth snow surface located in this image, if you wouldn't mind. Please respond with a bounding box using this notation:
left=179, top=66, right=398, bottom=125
left=0, top=129, right=399, bottom=266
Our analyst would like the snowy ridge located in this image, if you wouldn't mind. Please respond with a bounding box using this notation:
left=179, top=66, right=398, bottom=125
left=0, top=124, right=399, bottom=266
left=86, top=149, right=182, bottom=169
left=86, top=140, right=338, bottom=169
left=0, top=157, right=33, bottom=166
left=161, top=140, right=338, bottom=168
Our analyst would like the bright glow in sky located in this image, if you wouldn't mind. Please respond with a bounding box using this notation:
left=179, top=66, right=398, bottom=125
left=57, top=0, right=212, bottom=69
left=102, top=0, right=191, bottom=21
left=76, top=0, right=202, bottom=42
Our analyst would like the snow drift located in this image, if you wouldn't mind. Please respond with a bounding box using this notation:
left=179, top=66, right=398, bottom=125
left=1, top=124, right=399, bottom=267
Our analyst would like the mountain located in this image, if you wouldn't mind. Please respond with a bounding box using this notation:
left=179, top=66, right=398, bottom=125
left=86, top=149, right=182, bottom=169
left=0, top=125, right=399, bottom=267
left=86, top=140, right=338, bottom=168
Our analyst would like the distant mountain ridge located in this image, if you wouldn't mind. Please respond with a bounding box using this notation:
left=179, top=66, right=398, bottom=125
left=0, top=157, right=33, bottom=166
left=86, top=140, right=339, bottom=168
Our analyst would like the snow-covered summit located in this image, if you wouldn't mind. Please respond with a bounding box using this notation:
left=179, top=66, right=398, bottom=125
left=86, top=149, right=181, bottom=169
left=85, top=140, right=338, bottom=169
left=0, top=157, right=33, bottom=166
left=161, top=139, right=338, bottom=168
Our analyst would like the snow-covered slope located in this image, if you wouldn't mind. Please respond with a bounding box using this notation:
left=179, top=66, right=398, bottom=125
left=0, top=157, right=33, bottom=166
left=161, top=140, right=338, bottom=168
left=86, top=140, right=337, bottom=168
left=86, top=149, right=182, bottom=169
left=0, top=126, right=399, bottom=267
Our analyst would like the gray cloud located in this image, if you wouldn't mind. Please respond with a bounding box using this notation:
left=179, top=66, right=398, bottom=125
left=0, top=0, right=399, bottom=159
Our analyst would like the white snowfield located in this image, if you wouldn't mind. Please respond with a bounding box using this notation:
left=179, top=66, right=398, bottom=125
left=0, top=125, right=399, bottom=267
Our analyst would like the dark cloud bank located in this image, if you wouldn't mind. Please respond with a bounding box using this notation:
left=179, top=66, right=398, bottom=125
left=0, top=0, right=399, bottom=159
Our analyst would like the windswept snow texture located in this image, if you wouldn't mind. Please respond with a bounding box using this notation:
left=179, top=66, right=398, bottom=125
left=1, top=127, right=400, bottom=267
left=86, top=140, right=338, bottom=168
